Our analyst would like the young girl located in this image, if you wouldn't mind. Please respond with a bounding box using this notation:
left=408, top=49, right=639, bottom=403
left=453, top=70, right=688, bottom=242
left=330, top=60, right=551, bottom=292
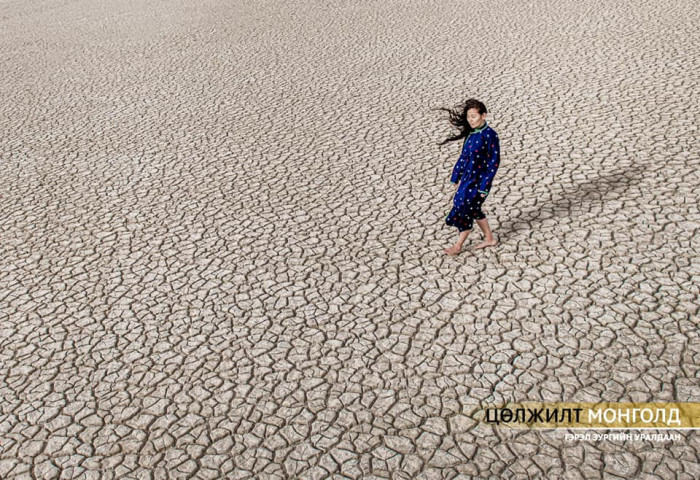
left=437, top=98, right=500, bottom=255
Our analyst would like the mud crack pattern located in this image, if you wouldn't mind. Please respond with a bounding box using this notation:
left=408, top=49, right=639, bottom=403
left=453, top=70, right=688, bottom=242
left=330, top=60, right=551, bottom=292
left=1, top=0, right=699, bottom=478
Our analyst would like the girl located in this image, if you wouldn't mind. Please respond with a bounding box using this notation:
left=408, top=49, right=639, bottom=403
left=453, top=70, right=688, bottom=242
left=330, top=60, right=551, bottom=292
left=437, top=98, right=500, bottom=255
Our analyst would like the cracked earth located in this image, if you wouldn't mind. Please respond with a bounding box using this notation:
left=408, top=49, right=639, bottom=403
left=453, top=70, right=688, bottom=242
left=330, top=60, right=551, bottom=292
left=1, top=0, right=699, bottom=478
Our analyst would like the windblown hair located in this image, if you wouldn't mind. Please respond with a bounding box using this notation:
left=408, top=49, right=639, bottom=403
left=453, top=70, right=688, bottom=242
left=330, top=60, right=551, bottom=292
left=434, top=98, right=488, bottom=146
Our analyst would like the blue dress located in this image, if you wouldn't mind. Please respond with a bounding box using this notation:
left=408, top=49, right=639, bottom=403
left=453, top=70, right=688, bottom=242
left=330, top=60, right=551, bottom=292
left=445, top=121, right=500, bottom=232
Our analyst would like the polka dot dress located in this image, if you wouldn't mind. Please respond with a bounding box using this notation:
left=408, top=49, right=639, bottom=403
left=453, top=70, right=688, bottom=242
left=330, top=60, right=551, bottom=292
left=445, top=121, right=500, bottom=232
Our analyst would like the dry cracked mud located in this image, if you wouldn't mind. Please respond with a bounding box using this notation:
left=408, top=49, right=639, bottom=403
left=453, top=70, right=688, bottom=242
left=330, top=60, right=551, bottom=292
left=1, top=0, right=699, bottom=479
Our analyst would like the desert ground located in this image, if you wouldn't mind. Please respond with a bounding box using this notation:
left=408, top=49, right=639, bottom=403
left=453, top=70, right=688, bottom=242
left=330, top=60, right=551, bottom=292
left=1, top=0, right=699, bottom=478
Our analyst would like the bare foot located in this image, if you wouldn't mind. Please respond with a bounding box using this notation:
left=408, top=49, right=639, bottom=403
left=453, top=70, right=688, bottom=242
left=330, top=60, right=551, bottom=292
left=474, top=237, right=498, bottom=249
left=444, top=244, right=463, bottom=255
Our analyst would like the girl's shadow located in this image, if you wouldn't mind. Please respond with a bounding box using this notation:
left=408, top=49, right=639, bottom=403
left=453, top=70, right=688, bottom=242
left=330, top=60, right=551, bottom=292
left=495, top=163, right=648, bottom=240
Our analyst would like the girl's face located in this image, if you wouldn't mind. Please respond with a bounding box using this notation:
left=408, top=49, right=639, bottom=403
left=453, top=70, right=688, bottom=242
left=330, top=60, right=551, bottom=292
left=467, top=108, right=487, bottom=129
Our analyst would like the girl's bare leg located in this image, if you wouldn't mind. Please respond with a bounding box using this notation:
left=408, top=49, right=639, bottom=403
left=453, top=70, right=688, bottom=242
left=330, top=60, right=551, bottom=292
left=474, top=218, right=498, bottom=249
left=444, top=230, right=472, bottom=255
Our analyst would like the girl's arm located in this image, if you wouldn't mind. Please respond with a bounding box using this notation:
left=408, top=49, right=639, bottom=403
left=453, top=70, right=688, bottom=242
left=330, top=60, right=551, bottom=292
left=477, top=133, right=500, bottom=197
left=450, top=139, right=468, bottom=184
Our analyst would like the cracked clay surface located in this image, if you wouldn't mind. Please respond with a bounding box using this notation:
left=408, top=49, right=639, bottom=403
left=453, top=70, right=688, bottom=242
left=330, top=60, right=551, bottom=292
left=0, top=0, right=699, bottom=478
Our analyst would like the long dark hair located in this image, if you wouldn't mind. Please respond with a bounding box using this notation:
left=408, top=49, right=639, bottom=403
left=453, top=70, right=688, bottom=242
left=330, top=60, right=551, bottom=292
left=434, top=98, right=488, bottom=146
